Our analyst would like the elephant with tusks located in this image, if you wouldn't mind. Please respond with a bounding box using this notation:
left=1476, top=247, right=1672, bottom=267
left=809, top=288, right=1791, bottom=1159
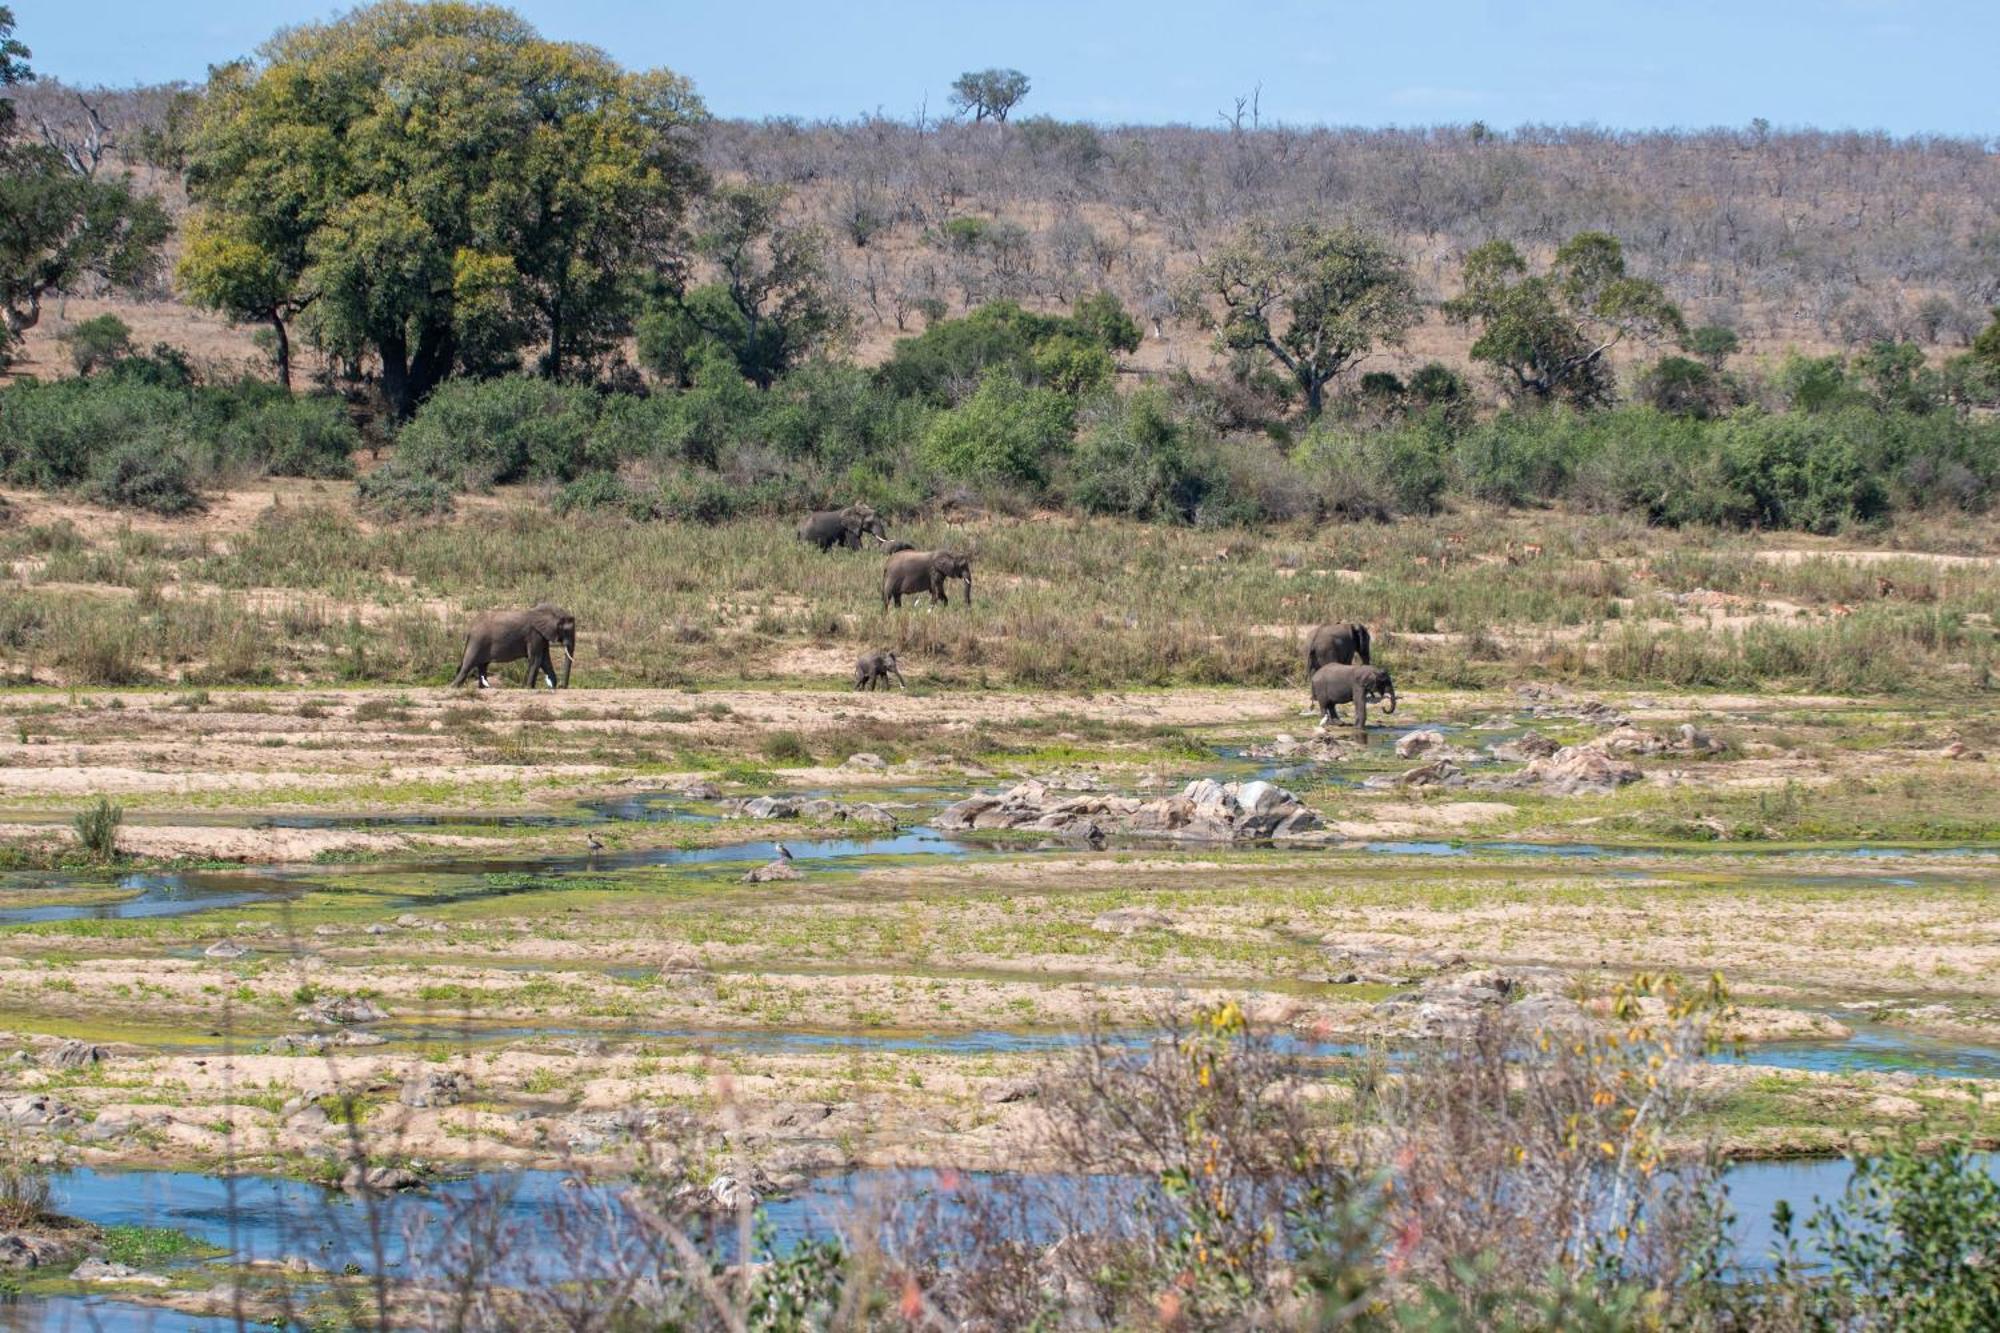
left=1311, top=663, right=1395, bottom=733
left=451, top=604, right=576, bottom=689
left=798, top=504, right=890, bottom=552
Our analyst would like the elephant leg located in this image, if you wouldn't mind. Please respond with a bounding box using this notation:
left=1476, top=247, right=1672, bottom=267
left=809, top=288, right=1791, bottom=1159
left=1353, top=690, right=1368, bottom=733
left=891, top=667, right=906, bottom=688
left=476, top=664, right=491, bottom=689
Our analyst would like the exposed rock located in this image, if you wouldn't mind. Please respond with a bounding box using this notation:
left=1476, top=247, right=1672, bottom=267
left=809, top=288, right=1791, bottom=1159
left=341, top=1164, right=425, bottom=1194
left=1488, top=730, right=1561, bottom=762
left=268, top=1034, right=329, bottom=1055
left=1513, top=682, right=1629, bottom=727
left=399, top=1071, right=471, bottom=1109
left=841, top=752, right=886, bottom=770
left=1940, top=740, right=1986, bottom=761
left=393, top=914, right=430, bottom=929
left=1598, top=726, right=1668, bottom=757
left=706, top=1174, right=758, bottom=1210
left=0, top=1095, right=78, bottom=1129
left=334, top=1030, right=387, bottom=1047
left=741, top=859, right=801, bottom=883
left=0, top=1229, right=91, bottom=1272
left=1678, top=724, right=1723, bottom=754
left=1396, top=730, right=1446, bottom=759
left=845, top=803, right=899, bottom=830
left=296, top=995, right=388, bottom=1026
left=1477, top=744, right=1643, bottom=796
left=203, top=939, right=251, bottom=960
left=72, top=1257, right=170, bottom=1286
left=48, top=1040, right=108, bottom=1069
left=1243, top=732, right=1358, bottom=762
left=1394, top=759, right=1462, bottom=788
left=1091, top=907, right=1173, bottom=935
left=731, top=796, right=801, bottom=820
left=935, top=777, right=1320, bottom=844
left=982, top=1078, right=1040, bottom=1105
left=659, top=945, right=707, bottom=974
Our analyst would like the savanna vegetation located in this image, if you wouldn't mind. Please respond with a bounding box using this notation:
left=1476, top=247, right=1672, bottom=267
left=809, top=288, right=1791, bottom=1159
left=0, top=3, right=1996, bottom=533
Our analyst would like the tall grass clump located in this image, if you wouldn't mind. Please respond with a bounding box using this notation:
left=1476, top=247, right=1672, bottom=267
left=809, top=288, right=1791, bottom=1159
left=0, top=1148, right=52, bottom=1228
left=72, top=796, right=124, bottom=861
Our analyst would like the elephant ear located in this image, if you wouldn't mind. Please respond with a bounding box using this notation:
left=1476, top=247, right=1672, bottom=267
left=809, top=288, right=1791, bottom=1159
left=528, top=606, right=563, bottom=639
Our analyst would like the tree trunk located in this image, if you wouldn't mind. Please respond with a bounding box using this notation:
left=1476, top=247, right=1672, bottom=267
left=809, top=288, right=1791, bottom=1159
left=267, top=310, right=292, bottom=392
left=378, top=329, right=412, bottom=419
left=1304, top=375, right=1325, bottom=419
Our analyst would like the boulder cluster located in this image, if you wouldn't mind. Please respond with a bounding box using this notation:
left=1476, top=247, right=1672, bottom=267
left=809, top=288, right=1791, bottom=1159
left=934, top=777, right=1321, bottom=844
left=1372, top=966, right=1587, bottom=1038
left=726, top=795, right=898, bottom=829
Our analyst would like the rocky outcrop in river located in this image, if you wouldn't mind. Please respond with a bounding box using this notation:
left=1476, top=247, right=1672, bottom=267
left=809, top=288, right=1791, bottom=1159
left=934, top=777, right=1321, bottom=843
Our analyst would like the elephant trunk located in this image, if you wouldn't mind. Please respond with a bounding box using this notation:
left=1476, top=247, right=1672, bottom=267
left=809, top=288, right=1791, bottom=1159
left=1383, top=684, right=1397, bottom=715
left=962, top=575, right=972, bottom=607
left=560, top=634, right=574, bottom=689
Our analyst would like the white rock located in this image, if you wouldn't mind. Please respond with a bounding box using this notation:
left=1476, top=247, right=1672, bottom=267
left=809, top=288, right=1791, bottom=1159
left=1395, top=730, right=1446, bottom=759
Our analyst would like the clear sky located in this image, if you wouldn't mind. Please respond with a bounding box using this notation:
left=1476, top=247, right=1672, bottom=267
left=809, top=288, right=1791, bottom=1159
left=16, top=0, right=1997, bottom=137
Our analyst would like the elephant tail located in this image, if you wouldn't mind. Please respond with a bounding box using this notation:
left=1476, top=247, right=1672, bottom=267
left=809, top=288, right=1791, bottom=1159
left=1356, top=625, right=1372, bottom=665
left=449, top=637, right=476, bottom=687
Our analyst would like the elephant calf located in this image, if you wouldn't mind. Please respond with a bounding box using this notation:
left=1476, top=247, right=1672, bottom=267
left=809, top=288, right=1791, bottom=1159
left=1311, top=663, right=1396, bottom=733
left=854, top=650, right=906, bottom=691
left=1305, top=622, right=1372, bottom=682
left=451, top=603, right=576, bottom=690
left=882, top=550, right=973, bottom=609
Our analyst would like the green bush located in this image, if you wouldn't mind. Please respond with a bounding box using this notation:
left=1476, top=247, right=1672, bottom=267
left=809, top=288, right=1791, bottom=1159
left=552, top=470, right=640, bottom=516
left=1769, top=1142, right=2000, bottom=1331
left=919, top=370, right=1073, bottom=489
left=356, top=465, right=456, bottom=520
left=215, top=396, right=358, bottom=478
left=90, top=440, right=204, bottom=515
left=71, top=796, right=124, bottom=861
left=395, top=377, right=603, bottom=489
left=1067, top=389, right=1218, bottom=522
left=61, top=314, right=133, bottom=375
left=0, top=378, right=184, bottom=487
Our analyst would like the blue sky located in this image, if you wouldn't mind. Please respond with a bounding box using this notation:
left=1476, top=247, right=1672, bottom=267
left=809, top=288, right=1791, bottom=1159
left=18, top=0, right=1996, bottom=136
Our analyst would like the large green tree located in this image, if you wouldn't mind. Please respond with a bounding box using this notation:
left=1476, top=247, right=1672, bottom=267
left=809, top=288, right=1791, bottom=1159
left=0, top=8, right=169, bottom=365
left=180, top=1, right=704, bottom=414
left=638, top=182, right=848, bottom=389
left=1184, top=220, right=1420, bottom=418
left=1443, top=232, right=1684, bottom=406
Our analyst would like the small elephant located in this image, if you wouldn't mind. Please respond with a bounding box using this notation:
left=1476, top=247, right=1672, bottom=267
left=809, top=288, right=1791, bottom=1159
left=1305, top=622, right=1372, bottom=682
left=854, top=650, right=906, bottom=691
left=883, top=550, right=973, bottom=609
left=1311, top=663, right=1396, bottom=733
left=798, top=504, right=889, bottom=552
left=882, top=540, right=916, bottom=554
left=451, top=603, right=576, bottom=689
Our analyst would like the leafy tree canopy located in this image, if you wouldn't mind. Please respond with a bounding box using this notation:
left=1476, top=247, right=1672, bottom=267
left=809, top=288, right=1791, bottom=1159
left=880, top=293, right=1140, bottom=405
left=1443, top=231, right=1684, bottom=407
left=0, top=11, right=168, bottom=366
left=1183, top=219, right=1421, bottom=418
left=949, top=68, right=1030, bottom=124
left=638, top=182, right=848, bottom=389
left=181, top=0, right=704, bottom=414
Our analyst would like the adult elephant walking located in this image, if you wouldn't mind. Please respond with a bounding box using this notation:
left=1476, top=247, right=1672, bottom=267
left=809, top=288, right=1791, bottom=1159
left=882, top=550, right=973, bottom=609
left=450, top=604, right=576, bottom=689
left=798, top=504, right=890, bottom=552
left=1304, top=622, right=1372, bottom=682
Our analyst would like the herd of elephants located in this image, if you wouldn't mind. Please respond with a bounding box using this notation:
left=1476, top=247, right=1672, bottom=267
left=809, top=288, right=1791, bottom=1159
left=449, top=502, right=1399, bottom=729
